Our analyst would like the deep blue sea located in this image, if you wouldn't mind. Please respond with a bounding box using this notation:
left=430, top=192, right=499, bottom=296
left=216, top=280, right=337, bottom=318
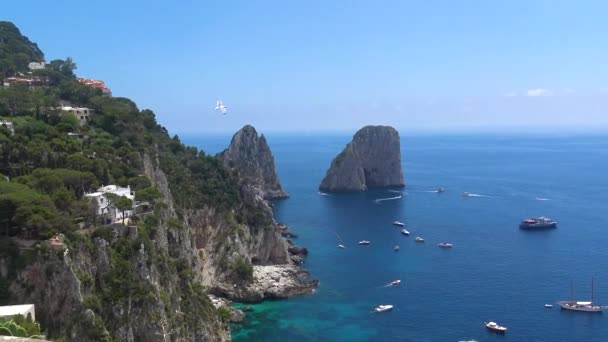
left=183, top=133, right=608, bottom=342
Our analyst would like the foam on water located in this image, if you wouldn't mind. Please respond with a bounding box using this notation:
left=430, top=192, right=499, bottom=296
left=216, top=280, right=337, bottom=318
left=373, top=195, right=402, bottom=203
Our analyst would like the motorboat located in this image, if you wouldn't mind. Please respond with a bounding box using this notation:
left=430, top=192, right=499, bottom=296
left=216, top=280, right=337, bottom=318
left=415, top=237, right=424, bottom=242
left=401, top=229, right=410, bottom=236
left=338, top=244, right=345, bottom=249
left=436, top=187, right=445, bottom=193
left=358, top=240, right=371, bottom=245
left=485, top=321, right=507, bottom=333
left=544, top=304, right=553, bottom=308
left=393, top=221, right=405, bottom=227
left=393, top=245, right=400, bottom=251
left=390, top=280, right=401, bottom=286
left=461, top=192, right=471, bottom=197
left=374, top=305, right=393, bottom=313
left=438, top=242, right=453, bottom=248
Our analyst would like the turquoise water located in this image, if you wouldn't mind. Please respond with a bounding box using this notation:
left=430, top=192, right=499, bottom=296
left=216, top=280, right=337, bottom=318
left=184, top=133, right=608, bottom=341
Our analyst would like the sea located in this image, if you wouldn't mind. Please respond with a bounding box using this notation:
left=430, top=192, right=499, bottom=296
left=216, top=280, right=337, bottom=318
left=183, top=132, right=608, bottom=342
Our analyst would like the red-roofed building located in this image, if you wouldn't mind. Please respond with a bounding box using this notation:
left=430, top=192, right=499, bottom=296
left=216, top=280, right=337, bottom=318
left=77, top=77, right=112, bottom=96
left=3, top=76, right=48, bottom=87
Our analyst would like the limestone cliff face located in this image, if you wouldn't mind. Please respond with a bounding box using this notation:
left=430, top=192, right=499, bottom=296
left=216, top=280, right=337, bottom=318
left=219, top=125, right=288, bottom=200
left=319, top=125, right=404, bottom=192
left=4, top=147, right=310, bottom=342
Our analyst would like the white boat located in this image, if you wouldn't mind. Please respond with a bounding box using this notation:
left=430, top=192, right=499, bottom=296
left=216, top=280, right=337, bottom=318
left=393, top=221, right=405, bottom=227
left=358, top=240, right=370, bottom=245
left=390, top=280, right=401, bottom=286
left=393, top=245, right=400, bottom=251
left=544, top=304, right=553, bottom=308
left=401, top=229, right=410, bottom=236
left=338, top=244, right=345, bottom=249
left=485, top=321, right=507, bottom=333
left=415, top=237, right=424, bottom=242
left=374, top=304, right=393, bottom=313
left=462, top=192, right=471, bottom=197
left=438, top=242, right=453, bottom=248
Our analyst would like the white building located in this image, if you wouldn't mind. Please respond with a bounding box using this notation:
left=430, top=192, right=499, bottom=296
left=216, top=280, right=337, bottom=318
left=61, top=106, right=94, bottom=126
left=28, top=61, right=46, bottom=71
left=0, top=120, right=14, bottom=135
left=0, top=304, right=36, bottom=321
left=85, top=185, right=135, bottom=223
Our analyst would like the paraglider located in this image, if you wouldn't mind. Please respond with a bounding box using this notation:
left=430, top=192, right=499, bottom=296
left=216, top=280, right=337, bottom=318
left=214, top=99, right=227, bottom=115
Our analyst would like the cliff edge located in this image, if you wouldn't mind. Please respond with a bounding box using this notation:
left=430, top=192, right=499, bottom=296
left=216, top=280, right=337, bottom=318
left=219, top=125, right=288, bottom=200
left=319, top=125, right=404, bottom=192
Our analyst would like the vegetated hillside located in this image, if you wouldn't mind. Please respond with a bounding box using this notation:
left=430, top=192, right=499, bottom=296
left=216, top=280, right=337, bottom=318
left=0, top=22, right=282, bottom=341
left=0, top=21, right=44, bottom=77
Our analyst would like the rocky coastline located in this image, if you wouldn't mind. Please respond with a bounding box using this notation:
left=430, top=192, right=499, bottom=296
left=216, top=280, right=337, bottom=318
left=212, top=126, right=317, bottom=324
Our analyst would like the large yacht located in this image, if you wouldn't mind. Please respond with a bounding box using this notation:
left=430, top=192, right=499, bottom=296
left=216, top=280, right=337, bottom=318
left=519, top=216, right=557, bottom=230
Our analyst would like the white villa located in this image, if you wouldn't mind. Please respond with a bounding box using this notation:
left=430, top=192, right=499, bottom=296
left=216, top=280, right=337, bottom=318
left=0, top=304, right=36, bottom=321
left=85, top=185, right=135, bottom=224
left=28, top=61, right=46, bottom=70
left=61, top=106, right=94, bottom=126
left=0, top=120, right=14, bottom=135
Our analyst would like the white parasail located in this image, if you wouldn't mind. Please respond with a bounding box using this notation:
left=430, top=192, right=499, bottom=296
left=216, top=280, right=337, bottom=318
left=214, top=99, right=227, bottom=115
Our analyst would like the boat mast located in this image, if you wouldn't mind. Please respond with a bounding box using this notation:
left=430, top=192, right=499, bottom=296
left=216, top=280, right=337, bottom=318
left=570, top=280, right=573, bottom=302
left=591, top=277, right=594, bottom=303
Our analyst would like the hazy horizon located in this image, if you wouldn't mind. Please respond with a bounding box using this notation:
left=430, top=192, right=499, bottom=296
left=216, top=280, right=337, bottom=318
left=5, top=0, right=608, bottom=134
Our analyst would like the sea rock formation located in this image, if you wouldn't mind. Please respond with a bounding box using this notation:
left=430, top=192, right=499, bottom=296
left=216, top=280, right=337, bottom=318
left=319, top=125, right=404, bottom=192
left=219, top=125, right=288, bottom=200
left=212, top=265, right=319, bottom=303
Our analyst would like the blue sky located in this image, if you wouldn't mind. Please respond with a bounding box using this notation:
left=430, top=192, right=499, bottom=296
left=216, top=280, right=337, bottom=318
left=4, top=0, right=608, bottom=133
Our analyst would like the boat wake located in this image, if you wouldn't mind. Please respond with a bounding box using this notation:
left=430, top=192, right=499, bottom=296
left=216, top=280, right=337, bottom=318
left=464, top=193, right=494, bottom=198
left=374, top=195, right=403, bottom=203
left=318, top=191, right=331, bottom=196
left=387, top=189, right=403, bottom=194
left=536, top=197, right=550, bottom=201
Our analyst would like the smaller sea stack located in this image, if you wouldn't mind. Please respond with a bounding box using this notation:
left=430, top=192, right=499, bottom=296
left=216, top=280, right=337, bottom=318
left=219, top=125, right=288, bottom=199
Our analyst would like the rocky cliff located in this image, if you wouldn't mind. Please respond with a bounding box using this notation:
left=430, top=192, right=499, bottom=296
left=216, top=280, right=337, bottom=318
left=319, top=125, right=404, bottom=192
left=219, top=125, right=288, bottom=200
left=2, top=150, right=313, bottom=341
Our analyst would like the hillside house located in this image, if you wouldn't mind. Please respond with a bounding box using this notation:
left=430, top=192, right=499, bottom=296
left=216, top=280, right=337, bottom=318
left=0, top=304, right=36, bottom=322
left=28, top=61, right=46, bottom=70
left=85, top=185, right=135, bottom=224
left=77, top=77, right=112, bottom=96
left=61, top=106, right=93, bottom=126
left=3, top=75, right=48, bottom=87
left=0, top=120, right=14, bottom=135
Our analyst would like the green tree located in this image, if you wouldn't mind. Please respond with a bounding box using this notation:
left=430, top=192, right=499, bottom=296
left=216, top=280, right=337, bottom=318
left=135, top=187, right=160, bottom=203
left=106, top=193, right=133, bottom=224
left=0, top=83, right=33, bottom=116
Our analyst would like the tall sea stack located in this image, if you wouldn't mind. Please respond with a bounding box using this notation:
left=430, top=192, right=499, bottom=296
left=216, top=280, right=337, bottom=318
left=319, top=125, right=404, bottom=192
left=219, top=125, right=288, bottom=199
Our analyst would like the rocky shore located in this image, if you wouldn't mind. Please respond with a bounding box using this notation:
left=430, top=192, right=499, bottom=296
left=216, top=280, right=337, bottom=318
left=213, top=264, right=319, bottom=303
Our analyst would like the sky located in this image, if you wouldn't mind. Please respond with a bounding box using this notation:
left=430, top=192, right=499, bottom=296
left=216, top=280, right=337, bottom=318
left=4, top=0, right=608, bottom=134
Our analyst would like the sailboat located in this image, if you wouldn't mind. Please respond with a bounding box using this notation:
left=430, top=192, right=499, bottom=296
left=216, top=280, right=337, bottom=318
left=559, top=278, right=606, bottom=312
